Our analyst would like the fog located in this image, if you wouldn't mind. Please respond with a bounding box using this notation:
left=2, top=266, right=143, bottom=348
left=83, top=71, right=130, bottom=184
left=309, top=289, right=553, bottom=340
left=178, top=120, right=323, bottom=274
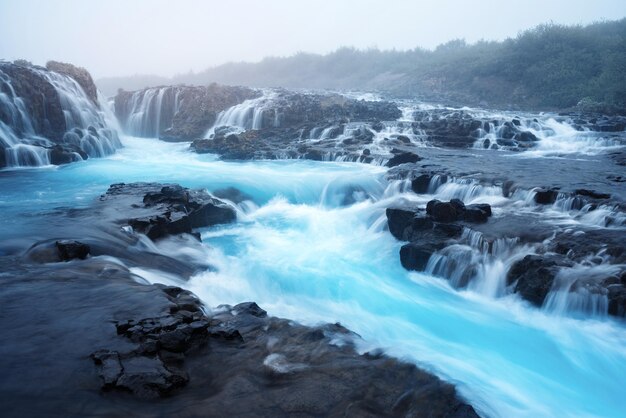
left=0, top=0, right=624, bottom=78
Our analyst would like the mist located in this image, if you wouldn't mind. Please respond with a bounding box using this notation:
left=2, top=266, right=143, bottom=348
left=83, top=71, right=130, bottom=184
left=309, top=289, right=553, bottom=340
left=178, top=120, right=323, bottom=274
left=1, top=0, right=625, bottom=78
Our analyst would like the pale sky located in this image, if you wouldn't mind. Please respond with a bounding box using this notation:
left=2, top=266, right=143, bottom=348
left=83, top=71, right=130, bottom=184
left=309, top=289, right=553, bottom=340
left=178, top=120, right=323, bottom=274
left=0, top=0, right=624, bottom=78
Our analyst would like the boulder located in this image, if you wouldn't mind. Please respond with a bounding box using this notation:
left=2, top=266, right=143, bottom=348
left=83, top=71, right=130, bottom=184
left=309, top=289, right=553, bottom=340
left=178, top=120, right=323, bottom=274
left=55, top=240, right=90, bottom=261
left=400, top=242, right=435, bottom=271
left=101, top=183, right=236, bottom=240
left=507, top=255, right=571, bottom=306
left=411, top=174, right=433, bottom=194
left=534, top=189, right=559, bottom=205
left=385, top=151, right=421, bottom=167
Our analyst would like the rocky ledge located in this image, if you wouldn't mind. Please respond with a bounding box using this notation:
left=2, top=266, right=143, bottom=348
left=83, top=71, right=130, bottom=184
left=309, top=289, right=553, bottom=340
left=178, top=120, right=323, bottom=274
left=385, top=167, right=626, bottom=319
left=114, top=84, right=260, bottom=140
left=0, top=181, right=478, bottom=417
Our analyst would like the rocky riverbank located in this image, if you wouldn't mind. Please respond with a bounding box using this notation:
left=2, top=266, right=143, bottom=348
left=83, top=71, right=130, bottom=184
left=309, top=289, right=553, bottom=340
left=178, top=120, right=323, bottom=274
left=0, top=181, right=478, bottom=417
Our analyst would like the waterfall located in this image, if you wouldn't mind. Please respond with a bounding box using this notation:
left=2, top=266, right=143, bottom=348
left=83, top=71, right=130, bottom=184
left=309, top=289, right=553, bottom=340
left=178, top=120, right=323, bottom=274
left=120, top=86, right=181, bottom=137
left=205, top=90, right=276, bottom=137
left=0, top=64, right=121, bottom=169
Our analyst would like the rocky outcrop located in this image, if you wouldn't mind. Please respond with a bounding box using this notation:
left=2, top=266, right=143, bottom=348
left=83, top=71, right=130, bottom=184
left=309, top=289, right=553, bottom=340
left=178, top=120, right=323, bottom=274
left=46, top=60, right=99, bottom=105
left=0, top=60, right=121, bottom=169
left=0, top=181, right=479, bottom=417
left=114, top=84, right=260, bottom=140
left=100, top=183, right=236, bottom=240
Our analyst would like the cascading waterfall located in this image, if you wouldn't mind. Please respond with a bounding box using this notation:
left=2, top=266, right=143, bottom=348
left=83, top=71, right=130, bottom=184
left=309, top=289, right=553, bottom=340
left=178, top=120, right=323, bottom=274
left=120, top=86, right=181, bottom=137
left=0, top=66, right=121, bottom=168
left=1, top=136, right=625, bottom=417
left=406, top=175, right=625, bottom=315
left=468, top=113, right=625, bottom=155
left=205, top=90, right=276, bottom=137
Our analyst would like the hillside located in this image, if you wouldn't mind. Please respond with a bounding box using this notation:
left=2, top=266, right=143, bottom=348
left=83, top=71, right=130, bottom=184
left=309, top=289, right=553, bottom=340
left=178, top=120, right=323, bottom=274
left=97, top=19, right=626, bottom=113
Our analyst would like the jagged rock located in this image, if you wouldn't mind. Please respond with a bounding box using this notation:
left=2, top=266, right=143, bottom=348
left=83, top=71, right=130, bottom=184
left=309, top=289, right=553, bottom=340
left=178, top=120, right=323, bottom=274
left=411, top=174, right=434, bottom=193
left=426, top=200, right=460, bottom=223
left=534, top=189, right=559, bottom=204
left=507, top=255, right=572, bottom=306
left=400, top=242, right=436, bottom=271
left=386, top=208, right=418, bottom=240
left=101, top=183, right=236, bottom=240
left=55, top=240, right=90, bottom=261
left=386, top=151, right=421, bottom=167
left=574, top=189, right=611, bottom=200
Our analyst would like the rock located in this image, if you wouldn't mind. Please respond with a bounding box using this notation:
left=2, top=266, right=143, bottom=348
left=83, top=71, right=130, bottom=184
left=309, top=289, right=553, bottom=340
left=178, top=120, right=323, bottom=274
left=91, top=350, right=123, bottom=388
left=514, top=131, right=539, bottom=142
left=574, top=189, right=611, bottom=200
left=385, top=151, right=421, bottom=167
left=233, top=302, right=267, bottom=318
left=400, top=242, right=436, bottom=271
left=101, top=183, right=236, bottom=240
left=607, top=284, right=626, bottom=317
left=507, top=255, right=571, bottom=306
left=426, top=200, right=459, bottom=223
left=113, top=355, right=189, bottom=398
left=386, top=208, right=417, bottom=240
left=411, top=174, right=433, bottom=194
left=463, top=204, right=491, bottom=223
left=55, top=240, right=90, bottom=261
left=534, top=189, right=559, bottom=204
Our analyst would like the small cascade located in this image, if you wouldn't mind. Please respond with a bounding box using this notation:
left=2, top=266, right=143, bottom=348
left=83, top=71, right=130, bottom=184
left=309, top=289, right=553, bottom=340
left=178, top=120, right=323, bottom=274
left=0, top=64, right=120, bottom=168
left=542, top=261, right=622, bottom=318
left=431, top=178, right=503, bottom=205
left=425, top=228, right=533, bottom=297
left=120, top=86, right=181, bottom=137
left=206, top=90, right=276, bottom=137
left=469, top=113, right=625, bottom=155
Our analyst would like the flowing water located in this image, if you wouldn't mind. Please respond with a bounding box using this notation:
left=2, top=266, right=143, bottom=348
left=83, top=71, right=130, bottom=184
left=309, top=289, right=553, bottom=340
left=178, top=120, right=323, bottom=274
left=1, top=136, right=625, bottom=418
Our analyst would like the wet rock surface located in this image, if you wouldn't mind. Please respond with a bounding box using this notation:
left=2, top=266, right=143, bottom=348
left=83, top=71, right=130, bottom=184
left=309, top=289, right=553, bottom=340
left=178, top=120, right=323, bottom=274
left=0, top=182, right=478, bottom=417
left=0, top=61, right=121, bottom=168
left=385, top=157, right=626, bottom=317
left=114, top=84, right=260, bottom=140
left=99, top=183, right=236, bottom=240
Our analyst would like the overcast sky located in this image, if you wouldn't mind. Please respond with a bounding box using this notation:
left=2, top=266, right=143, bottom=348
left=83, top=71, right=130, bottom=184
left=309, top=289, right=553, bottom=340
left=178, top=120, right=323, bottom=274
left=1, top=0, right=624, bottom=78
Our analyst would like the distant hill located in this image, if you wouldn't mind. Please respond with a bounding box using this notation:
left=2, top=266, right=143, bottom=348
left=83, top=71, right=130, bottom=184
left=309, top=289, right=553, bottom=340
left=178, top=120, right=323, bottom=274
left=97, top=19, right=626, bottom=113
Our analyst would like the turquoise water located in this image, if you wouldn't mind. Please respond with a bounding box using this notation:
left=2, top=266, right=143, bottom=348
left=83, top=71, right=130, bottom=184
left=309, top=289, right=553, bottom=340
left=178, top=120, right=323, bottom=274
left=1, top=137, right=625, bottom=417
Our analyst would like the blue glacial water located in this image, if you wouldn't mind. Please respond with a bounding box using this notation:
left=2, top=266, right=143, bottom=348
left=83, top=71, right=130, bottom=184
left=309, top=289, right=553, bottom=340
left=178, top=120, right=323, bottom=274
left=1, top=136, right=625, bottom=418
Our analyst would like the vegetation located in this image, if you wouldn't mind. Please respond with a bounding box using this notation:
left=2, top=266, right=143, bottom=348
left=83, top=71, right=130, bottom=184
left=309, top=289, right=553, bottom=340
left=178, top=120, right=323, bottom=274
left=97, top=19, right=626, bottom=113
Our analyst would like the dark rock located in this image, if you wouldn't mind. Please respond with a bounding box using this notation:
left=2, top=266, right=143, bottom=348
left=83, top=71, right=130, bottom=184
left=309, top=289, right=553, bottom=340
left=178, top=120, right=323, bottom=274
left=91, top=350, right=123, bottom=388
left=385, top=151, right=421, bottom=167
left=574, top=189, right=611, bottom=200
left=507, top=255, right=571, bottom=306
left=426, top=200, right=459, bottom=223
left=113, top=355, right=189, bottom=398
left=233, top=302, right=267, bottom=318
left=386, top=208, right=417, bottom=240
left=534, top=189, right=559, bottom=205
left=400, top=242, right=436, bottom=271
left=607, top=284, right=626, bottom=317
left=411, top=174, right=432, bottom=194
left=514, top=131, right=539, bottom=142
left=462, top=204, right=492, bottom=223
left=55, top=240, right=90, bottom=261
left=101, top=183, right=236, bottom=240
